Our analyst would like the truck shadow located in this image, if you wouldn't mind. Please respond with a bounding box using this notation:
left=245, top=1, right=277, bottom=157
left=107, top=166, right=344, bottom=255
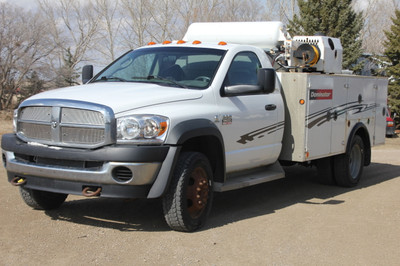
left=44, top=162, right=400, bottom=232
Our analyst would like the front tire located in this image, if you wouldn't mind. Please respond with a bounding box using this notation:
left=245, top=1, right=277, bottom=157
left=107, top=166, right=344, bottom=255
left=162, top=152, right=213, bottom=232
left=334, top=135, right=365, bottom=187
left=20, top=187, right=67, bottom=210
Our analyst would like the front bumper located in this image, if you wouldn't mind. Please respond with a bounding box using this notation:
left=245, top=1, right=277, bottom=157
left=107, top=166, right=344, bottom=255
left=2, top=134, right=177, bottom=198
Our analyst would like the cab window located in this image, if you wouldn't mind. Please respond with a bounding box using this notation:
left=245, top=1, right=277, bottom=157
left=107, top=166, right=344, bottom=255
left=224, top=52, right=261, bottom=86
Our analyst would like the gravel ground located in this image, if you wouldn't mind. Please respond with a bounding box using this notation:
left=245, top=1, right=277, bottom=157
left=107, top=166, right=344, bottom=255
left=0, top=115, right=399, bottom=265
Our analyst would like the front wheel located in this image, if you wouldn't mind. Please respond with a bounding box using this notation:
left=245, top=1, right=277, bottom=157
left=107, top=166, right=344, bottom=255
left=162, top=152, right=214, bottom=232
left=334, top=135, right=365, bottom=187
left=20, top=187, right=68, bottom=210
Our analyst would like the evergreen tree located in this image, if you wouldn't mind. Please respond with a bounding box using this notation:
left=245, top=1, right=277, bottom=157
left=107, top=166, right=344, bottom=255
left=384, top=9, right=400, bottom=124
left=288, top=0, right=364, bottom=70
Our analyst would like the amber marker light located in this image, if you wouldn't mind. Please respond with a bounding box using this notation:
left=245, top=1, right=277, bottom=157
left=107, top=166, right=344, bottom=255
left=218, top=41, right=227, bottom=45
left=158, top=122, right=168, bottom=136
left=177, top=40, right=186, bottom=44
left=147, top=42, right=156, bottom=45
left=162, top=40, right=172, bottom=44
left=192, top=40, right=202, bottom=44
left=299, top=99, right=305, bottom=105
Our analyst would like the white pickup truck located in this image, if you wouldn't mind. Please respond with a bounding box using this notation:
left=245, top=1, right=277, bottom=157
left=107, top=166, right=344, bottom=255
left=1, top=22, right=388, bottom=231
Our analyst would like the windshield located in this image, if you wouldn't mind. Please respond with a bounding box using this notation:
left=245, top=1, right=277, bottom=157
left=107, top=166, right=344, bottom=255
left=92, top=47, right=226, bottom=89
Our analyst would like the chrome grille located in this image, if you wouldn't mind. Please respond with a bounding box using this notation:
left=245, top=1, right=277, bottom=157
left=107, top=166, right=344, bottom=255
left=61, top=127, right=105, bottom=144
left=16, top=101, right=114, bottom=148
left=20, top=106, right=52, bottom=122
left=61, top=108, right=104, bottom=125
left=19, top=122, right=52, bottom=140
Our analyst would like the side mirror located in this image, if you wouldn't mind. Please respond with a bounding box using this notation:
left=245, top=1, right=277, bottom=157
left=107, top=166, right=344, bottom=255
left=258, top=68, right=276, bottom=94
left=82, top=65, right=93, bottom=84
left=224, top=85, right=262, bottom=96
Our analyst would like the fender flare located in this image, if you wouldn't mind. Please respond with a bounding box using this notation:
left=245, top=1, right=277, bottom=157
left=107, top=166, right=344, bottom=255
left=166, top=119, right=224, bottom=145
left=147, top=119, right=225, bottom=198
left=346, top=122, right=371, bottom=166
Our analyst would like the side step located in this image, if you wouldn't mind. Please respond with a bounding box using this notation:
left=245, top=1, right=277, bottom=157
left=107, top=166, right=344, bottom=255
left=214, top=162, right=285, bottom=192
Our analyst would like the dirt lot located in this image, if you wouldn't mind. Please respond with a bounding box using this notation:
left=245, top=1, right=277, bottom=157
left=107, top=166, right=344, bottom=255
left=0, top=113, right=399, bottom=265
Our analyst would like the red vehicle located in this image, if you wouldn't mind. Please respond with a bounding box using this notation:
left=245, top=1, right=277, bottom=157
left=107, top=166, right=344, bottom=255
left=386, top=108, right=396, bottom=137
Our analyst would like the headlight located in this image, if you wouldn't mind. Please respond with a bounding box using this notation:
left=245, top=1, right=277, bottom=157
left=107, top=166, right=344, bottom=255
left=117, top=115, right=169, bottom=144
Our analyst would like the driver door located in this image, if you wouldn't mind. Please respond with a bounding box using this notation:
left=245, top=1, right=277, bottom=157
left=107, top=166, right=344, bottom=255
left=216, top=51, right=283, bottom=173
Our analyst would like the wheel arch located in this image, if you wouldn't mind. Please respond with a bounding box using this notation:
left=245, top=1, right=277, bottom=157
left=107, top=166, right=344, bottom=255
left=147, top=119, right=225, bottom=199
left=347, top=122, right=371, bottom=166
left=167, top=119, right=225, bottom=183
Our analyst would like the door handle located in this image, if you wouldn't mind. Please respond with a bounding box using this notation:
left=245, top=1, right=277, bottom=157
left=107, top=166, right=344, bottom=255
left=265, top=104, right=276, bottom=111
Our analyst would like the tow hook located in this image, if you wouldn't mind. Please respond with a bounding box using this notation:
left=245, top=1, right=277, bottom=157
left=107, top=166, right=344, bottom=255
left=10, top=177, right=27, bottom=186
left=82, top=186, right=102, bottom=197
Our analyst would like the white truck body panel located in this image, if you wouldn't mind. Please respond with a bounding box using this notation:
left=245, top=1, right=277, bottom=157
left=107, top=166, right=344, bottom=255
left=278, top=72, right=388, bottom=162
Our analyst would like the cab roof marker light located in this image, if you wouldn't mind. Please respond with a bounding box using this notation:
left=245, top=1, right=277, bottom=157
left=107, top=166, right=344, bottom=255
left=147, top=41, right=156, bottom=45
left=177, top=40, right=186, bottom=44
left=192, top=40, right=201, bottom=44
left=218, top=41, right=227, bottom=45
left=162, top=40, right=172, bottom=44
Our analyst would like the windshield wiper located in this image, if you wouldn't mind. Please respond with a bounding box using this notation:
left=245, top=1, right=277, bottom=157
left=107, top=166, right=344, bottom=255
left=132, top=75, right=187, bottom=89
left=93, top=76, right=128, bottom=82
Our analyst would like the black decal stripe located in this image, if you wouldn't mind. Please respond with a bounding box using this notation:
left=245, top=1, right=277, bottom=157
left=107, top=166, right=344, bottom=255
left=237, top=121, right=285, bottom=144
left=306, top=102, right=378, bottom=129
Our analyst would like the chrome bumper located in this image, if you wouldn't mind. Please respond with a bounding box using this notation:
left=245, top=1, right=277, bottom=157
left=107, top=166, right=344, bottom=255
left=3, top=151, right=161, bottom=186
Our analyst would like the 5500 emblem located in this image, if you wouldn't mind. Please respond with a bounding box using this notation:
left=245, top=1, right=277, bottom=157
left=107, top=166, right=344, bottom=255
left=222, top=115, right=232, bottom=125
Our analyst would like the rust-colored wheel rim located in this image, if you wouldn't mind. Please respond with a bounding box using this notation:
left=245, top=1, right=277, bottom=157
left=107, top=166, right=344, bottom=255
left=186, top=166, right=209, bottom=219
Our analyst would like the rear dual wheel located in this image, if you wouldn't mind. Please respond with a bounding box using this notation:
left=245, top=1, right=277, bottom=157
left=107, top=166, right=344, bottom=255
left=316, top=135, right=365, bottom=187
left=333, top=135, right=365, bottom=187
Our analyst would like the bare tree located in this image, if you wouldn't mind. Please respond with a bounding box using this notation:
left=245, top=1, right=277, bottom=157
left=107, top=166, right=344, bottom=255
left=37, top=0, right=101, bottom=87
left=0, top=3, right=54, bottom=110
left=94, top=0, right=122, bottom=62
left=172, top=0, right=223, bottom=38
left=147, top=0, right=181, bottom=42
left=120, top=0, right=154, bottom=48
left=265, top=0, right=297, bottom=23
left=353, top=0, right=400, bottom=54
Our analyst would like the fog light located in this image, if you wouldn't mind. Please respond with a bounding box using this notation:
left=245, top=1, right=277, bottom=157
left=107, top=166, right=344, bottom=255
left=112, top=166, right=133, bottom=183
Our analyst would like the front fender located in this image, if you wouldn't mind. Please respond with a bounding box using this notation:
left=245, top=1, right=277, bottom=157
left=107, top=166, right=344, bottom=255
left=147, top=119, right=225, bottom=198
left=166, top=119, right=223, bottom=145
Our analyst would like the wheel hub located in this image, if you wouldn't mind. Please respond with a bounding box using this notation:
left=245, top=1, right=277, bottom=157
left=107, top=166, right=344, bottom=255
left=349, top=144, right=362, bottom=179
left=187, top=167, right=209, bottom=219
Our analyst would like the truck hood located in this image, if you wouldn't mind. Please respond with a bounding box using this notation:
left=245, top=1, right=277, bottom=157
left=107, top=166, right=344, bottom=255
left=28, top=82, right=203, bottom=114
